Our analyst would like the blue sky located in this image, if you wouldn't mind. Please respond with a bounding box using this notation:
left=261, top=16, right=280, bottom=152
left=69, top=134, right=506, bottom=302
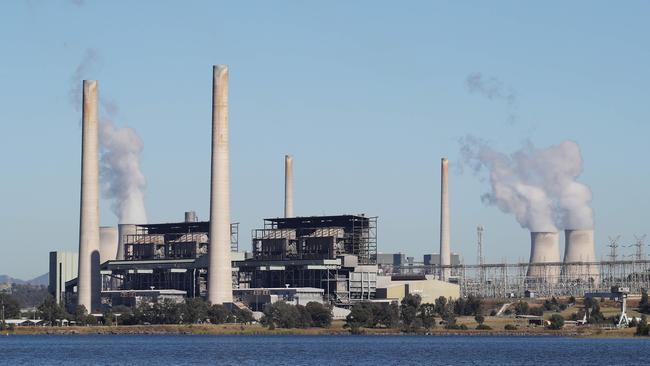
left=1, top=1, right=649, bottom=279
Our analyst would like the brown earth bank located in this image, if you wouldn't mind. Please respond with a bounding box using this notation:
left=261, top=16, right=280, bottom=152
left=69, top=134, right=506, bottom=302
left=3, top=322, right=640, bottom=338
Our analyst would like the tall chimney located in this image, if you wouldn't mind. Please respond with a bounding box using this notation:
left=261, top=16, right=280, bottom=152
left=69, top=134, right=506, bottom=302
left=527, top=231, right=561, bottom=282
left=77, top=80, right=101, bottom=311
left=439, top=158, right=451, bottom=280
left=284, top=155, right=294, bottom=218
left=208, top=65, right=233, bottom=304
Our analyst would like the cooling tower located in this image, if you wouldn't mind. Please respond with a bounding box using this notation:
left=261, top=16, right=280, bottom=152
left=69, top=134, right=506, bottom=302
left=527, top=231, right=561, bottom=281
left=99, top=226, right=118, bottom=263
left=117, top=224, right=136, bottom=260
left=207, top=65, right=233, bottom=304
left=77, top=80, right=101, bottom=311
left=284, top=155, right=294, bottom=218
left=439, top=158, right=451, bottom=280
left=563, top=229, right=599, bottom=280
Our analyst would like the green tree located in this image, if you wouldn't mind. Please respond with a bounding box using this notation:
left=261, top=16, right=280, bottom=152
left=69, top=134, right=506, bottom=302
left=547, top=314, right=564, bottom=330
left=261, top=301, right=305, bottom=329
left=232, top=307, right=255, bottom=325
left=37, top=295, right=66, bottom=326
left=635, top=315, right=649, bottom=336
left=474, top=314, right=485, bottom=325
left=183, top=298, right=209, bottom=324
left=372, top=303, right=399, bottom=328
left=639, top=289, right=650, bottom=314
left=73, top=305, right=89, bottom=325
left=305, top=302, right=332, bottom=328
left=586, top=299, right=605, bottom=324
left=346, top=301, right=374, bottom=333
left=418, top=303, right=437, bottom=331
left=0, top=292, right=21, bottom=319
left=514, top=301, right=529, bottom=315
left=400, top=294, right=422, bottom=332
left=207, top=304, right=229, bottom=324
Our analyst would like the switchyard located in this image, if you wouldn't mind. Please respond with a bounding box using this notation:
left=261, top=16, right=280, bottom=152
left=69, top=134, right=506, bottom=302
left=380, top=259, right=650, bottom=298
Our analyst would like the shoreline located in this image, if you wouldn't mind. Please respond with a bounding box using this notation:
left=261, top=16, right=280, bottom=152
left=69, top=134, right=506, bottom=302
left=3, top=324, right=636, bottom=338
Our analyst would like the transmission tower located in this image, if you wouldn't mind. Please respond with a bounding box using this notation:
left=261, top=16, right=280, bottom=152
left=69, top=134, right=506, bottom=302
left=477, top=225, right=484, bottom=266
left=608, top=235, right=621, bottom=261
left=634, top=234, right=647, bottom=261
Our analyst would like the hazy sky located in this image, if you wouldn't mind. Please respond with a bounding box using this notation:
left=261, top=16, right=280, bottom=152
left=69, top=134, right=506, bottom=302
left=1, top=1, right=649, bottom=279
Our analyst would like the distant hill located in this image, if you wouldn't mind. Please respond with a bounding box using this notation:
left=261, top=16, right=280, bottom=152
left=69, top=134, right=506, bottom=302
left=0, top=275, right=25, bottom=285
left=0, top=273, right=48, bottom=286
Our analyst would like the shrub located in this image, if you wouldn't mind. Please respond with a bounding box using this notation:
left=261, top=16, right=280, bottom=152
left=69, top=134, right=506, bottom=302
left=476, top=324, right=492, bottom=330
left=635, top=316, right=649, bottom=336
left=504, top=324, right=517, bottom=331
left=547, top=314, right=564, bottom=330
left=514, top=301, right=529, bottom=315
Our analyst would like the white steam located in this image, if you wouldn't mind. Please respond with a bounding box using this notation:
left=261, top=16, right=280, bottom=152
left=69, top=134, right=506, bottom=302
left=99, top=118, right=148, bottom=224
left=69, top=48, right=148, bottom=224
left=460, top=136, right=594, bottom=232
left=465, top=72, right=518, bottom=124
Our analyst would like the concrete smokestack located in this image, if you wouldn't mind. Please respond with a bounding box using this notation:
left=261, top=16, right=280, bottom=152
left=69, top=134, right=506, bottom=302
left=563, top=229, right=599, bottom=280
left=99, top=226, right=118, bottom=263
left=439, top=158, right=451, bottom=280
left=208, top=65, right=233, bottom=304
left=284, top=155, right=294, bottom=218
left=77, top=80, right=101, bottom=311
left=117, top=224, right=136, bottom=260
left=527, top=231, right=561, bottom=281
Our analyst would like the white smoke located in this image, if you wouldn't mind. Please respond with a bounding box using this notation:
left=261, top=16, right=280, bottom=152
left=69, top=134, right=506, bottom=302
left=69, top=48, right=148, bottom=224
left=466, top=72, right=518, bottom=124
left=460, top=136, right=594, bottom=232
left=99, top=115, right=148, bottom=224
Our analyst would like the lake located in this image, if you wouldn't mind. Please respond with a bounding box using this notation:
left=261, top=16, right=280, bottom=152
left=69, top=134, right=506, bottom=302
left=1, top=334, right=648, bottom=365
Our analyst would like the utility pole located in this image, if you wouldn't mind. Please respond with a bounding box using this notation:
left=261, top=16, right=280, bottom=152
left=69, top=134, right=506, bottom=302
left=1, top=293, right=5, bottom=330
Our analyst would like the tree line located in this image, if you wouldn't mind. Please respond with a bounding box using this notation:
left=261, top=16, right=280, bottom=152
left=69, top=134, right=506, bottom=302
left=345, top=294, right=485, bottom=334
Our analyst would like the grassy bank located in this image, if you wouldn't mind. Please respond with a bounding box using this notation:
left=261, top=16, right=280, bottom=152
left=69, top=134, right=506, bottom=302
left=4, top=318, right=638, bottom=337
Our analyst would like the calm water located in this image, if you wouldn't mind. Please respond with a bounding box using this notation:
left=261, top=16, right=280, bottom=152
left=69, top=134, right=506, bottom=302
left=1, top=334, right=649, bottom=365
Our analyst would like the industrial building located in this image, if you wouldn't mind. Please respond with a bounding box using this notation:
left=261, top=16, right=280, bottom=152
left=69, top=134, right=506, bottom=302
left=64, top=65, right=461, bottom=313
left=64, top=213, right=240, bottom=308
left=236, top=215, right=378, bottom=304
left=48, top=251, right=78, bottom=304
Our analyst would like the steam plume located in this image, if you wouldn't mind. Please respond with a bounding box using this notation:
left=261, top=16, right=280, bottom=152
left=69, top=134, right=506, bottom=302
left=69, top=48, right=148, bottom=224
left=465, top=72, right=517, bottom=124
left=460, top=136, right=593, bottom=232
left=99, top=117, right=148, bottom=224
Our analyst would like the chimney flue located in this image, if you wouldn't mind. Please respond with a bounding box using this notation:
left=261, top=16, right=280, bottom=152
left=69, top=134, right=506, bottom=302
left=207, top=65, right=233, bottom=304
left=77, top=80, right=101, bottom=311
left=284, top=155, right=294, bottom=218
